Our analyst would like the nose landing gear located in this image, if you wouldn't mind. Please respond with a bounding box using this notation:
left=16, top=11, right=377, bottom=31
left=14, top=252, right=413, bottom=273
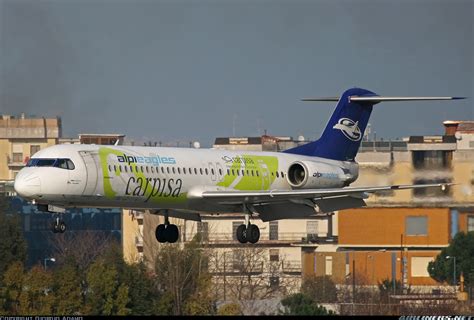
left=51, top=215, right=66, bottom=233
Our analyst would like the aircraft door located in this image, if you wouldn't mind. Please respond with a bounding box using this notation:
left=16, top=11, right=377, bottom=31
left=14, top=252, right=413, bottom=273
left=258, top=161, right=271, bottom=189
left=215, top=162, right=224, bottom=182
left=79, top=151, right=99, bottom=195
left=208, top=162, right=217, bottom=182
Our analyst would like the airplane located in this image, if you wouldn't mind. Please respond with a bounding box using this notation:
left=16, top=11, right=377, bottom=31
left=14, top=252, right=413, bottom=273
left=13, top=88, right=464, bottom=244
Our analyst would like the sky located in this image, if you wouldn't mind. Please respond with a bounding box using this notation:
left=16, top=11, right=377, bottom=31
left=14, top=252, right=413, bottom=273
left=0, top=0, right=473, bottom=147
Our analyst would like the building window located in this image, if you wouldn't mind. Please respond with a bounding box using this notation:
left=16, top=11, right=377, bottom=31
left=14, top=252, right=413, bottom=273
left=468, top=216, right=474, bottom=232
left=269, top=249, right=279, bottom=262
left=412, top=150, right=452, bottom=169
left=269, top=276, right=279, bottom=289
left=325, top=256, right=333, bottom=276
left=306, top=221, right=318, bottom=241
left=269, top=221, right=279, bottom=240
left=406, top=216, right=428, bottom=236
left=232, top=250, right=243, bottom=271
left=30, top=145, right=41, bottom=156
left=12, top=153, right=23, bottom=163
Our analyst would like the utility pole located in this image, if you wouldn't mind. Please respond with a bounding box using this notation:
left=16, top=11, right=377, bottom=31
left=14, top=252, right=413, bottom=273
left=352, top=258, right=356, bottom=315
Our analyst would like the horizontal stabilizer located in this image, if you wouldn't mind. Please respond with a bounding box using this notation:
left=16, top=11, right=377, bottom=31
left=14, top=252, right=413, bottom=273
left=302, top=96, right=466, bottom=104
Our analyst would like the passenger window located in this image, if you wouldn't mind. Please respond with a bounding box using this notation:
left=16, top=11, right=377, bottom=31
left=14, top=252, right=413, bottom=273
left=119, top=166, right=122, bottom=172
left=232, top=169, right=235, bottom=176
left=178, top=168, right=181, bottom=174
left=161, top=167, right=165, bottom=174
left=251, top=170, right=254, bottom=176
left=172, top=167, right=176, bottom=174
left=151, top=167, right=154, bottom=174
left=141, top=166, right=144, bottom=173
left=130, top=165, right=133, bottom=172
left=183, top=168, right=186, bottom=174
left=200, top=168, right=203, bottom=175
left=227, top=169, right=230, bottom=175
left=136, top=166, right=139, bottom=173
left=114, top=165, right=117, bottom=172
left=167, top=167, right=170, bottom=174
left=205, top=168, right=208, bottom=175
left=241, top=170, right=245, bottom=176
left=256, top=171, right=259, bottom=177
left=146, top=166, right=149, bottom=173
left=219, top=168, right=222, bottom=176
left=237, top=170, right=240, bottom=176
left=281, top=171, right=285, bottom=178
left=124, top=166, right=128, bottom=173
left=194, top=168, right=198, bottom=175
left=246, top=170, right=249, bottom=176
left=276, top=172, right=279, bottom=178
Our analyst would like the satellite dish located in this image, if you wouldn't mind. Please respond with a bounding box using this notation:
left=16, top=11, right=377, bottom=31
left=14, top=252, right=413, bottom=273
left=454, top=132, right=462, bottom=140
left=193, top=141, right=201, bottom=149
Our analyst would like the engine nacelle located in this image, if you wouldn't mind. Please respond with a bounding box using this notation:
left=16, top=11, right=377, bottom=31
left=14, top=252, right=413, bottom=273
left=287, top=161, right=354, bottom=189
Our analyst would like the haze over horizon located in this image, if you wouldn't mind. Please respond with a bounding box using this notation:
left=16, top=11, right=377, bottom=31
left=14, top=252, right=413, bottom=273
left=1, top=0, right=472, bottom=147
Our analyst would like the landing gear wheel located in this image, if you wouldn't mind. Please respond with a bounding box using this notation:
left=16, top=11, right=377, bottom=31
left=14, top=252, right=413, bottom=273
left=58, top=221, right=66, bottom=233
left=51, top=221, right=59, bottom=233
left=247, top=224, right=260, bottom=244
left=165, top=224, right=179, bottom=243
left=155, top=224, right=167, bottom=243
left=236, top=224, right=247, bottom=244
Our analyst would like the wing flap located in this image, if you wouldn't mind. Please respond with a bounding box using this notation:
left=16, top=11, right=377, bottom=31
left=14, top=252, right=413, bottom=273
left=201, top=183, right=449, bottom=205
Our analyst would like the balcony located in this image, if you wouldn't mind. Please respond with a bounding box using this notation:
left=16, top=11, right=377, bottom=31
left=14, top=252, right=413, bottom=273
left=194, top=232, right=311, bottom=244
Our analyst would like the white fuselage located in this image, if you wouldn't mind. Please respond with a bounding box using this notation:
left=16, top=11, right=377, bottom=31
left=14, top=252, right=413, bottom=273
left=14, top=144, right=359, bottom=213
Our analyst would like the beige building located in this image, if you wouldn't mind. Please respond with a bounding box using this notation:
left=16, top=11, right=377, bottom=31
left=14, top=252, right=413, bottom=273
left=0, top=113, right=62, bottom=181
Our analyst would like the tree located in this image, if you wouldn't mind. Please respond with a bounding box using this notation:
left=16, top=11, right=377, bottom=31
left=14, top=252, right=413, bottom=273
left=84, top=258, right=130, bottom=315
left=50, top=230, right=115, bottom=272
left=0, top=194, right=27, bottom=278
left=2, top=261, right=25, bottom=314
left=153, top=237, right=211, bottom=315
left=217, top=302, right=243, bottom=316
left=183, top=273, right=216, bottom=315
left=53, top=257, right=83, bottom=315
left=280, top=293, right=334, bottom=315
left=18, top=265, right=55, bottom=315
left=301, top=275, right=338, bottom=303
left=428, top=231, right=474, bottom=285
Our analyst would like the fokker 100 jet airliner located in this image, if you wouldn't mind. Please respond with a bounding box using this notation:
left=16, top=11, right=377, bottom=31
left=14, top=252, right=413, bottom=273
left=14, top=88, right=464, bottom=244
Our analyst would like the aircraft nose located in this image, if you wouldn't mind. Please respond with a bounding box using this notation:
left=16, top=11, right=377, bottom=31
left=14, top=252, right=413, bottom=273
left=14, top=171, right=41, bottom=198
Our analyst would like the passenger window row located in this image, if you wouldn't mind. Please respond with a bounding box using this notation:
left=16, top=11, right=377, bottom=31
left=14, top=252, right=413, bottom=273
left=108, top=164, right=286, bottom=178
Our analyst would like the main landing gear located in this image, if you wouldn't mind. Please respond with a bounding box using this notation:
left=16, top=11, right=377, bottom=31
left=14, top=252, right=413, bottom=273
left=235, top=205, right=260, bottom=244
left=155, top=211, right=179, bottom=243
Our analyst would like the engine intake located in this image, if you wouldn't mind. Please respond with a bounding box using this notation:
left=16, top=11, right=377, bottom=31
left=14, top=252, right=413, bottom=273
left=287, top=162, right=307, bottom=188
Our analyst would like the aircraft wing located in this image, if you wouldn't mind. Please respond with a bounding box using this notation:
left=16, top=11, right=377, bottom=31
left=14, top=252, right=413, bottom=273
left=202, top=183, right=449, bottom=204
left=200, top=183, right=450, bottom=221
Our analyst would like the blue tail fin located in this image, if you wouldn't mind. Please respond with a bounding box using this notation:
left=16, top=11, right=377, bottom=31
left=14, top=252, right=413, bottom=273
left=284, top=88, right=377, bottom=161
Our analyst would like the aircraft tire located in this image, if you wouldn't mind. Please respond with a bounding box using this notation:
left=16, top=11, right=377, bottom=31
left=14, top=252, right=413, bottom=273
left=166, top=224, right=179, bottom=243
left=247, top=224, right=260, bottom=244
left=58, top=221, right=67, bottom=233
left=155, top=224, right=167, bottom=243
left=236, top=224, right=247, bottom=243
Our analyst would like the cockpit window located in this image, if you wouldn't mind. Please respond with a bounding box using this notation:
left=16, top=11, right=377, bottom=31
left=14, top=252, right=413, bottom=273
left=26, top=158, right=75, bottom=170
